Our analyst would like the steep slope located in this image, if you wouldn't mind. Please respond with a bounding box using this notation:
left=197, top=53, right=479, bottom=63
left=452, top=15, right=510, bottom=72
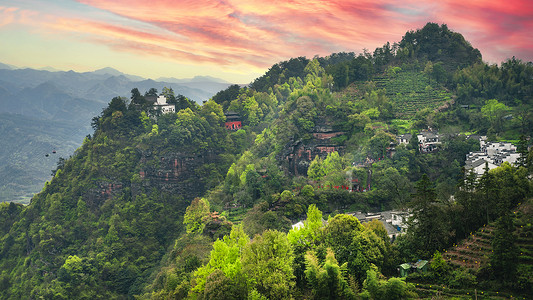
left=0, top=97, right=235, bottom=298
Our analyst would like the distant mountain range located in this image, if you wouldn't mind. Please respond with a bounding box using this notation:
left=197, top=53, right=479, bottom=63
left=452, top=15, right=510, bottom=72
left=0, top=64, right=236, bottom=203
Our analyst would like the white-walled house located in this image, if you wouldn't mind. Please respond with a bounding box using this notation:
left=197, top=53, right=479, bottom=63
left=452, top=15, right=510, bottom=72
left=465, top=137, right=520, bottom=176
left=417, top=131, right=441, bottom=153
left=145, top=95, right=176, bottom=114
left=396, top=133, right=412, bottom=145
left=154, top=95, right=175, bottom=114
left=466, top=159, right=498, bottom=176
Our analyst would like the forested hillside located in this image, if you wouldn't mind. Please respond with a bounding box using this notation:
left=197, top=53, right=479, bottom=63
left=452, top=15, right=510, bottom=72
left=0, top=67, right=231, bottom=203
left=0, top=23, right=532, bottom=299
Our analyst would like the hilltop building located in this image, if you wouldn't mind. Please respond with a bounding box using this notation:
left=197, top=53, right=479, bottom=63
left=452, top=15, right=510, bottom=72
left=146, top=95, right=175, bottom=114
left=224, top=111, right=242, bottom=130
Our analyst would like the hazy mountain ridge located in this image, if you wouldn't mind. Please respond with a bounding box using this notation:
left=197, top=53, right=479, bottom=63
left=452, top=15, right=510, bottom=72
left=0, top=66, right=233, bottom=202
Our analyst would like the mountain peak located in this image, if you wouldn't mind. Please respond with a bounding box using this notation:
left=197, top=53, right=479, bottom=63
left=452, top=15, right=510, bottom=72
left=93, top=67, right=124, bottom=76
left=155, top=75, right=230, bottom=84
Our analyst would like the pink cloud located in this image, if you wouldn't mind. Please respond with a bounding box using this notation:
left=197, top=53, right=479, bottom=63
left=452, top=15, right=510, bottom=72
left=5, top=0, right=533, bottom=77
left=412, top=0, right=533, bottom=63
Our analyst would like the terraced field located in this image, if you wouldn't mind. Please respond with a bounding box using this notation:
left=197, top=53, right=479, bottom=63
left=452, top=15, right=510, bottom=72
left=372, top=70, right=454, bottom=117
left=442, top=226, right=494, bottom=270
left=414, top=201, right=533, bottom=299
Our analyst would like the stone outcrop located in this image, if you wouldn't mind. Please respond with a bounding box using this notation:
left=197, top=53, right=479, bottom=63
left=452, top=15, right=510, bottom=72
left=135, top=150, right=217, bottom=197
left=281, top=124, right=346, bottom=176
left=85, top=150, right=217, bottom=211
left=86, top=181, right=124, bottom=211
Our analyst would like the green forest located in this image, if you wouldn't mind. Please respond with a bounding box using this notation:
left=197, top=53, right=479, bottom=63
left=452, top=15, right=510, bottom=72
left=1, top=23, right=532, bottom=299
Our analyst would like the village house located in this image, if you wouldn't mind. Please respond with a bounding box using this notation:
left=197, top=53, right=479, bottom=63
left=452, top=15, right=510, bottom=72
left=291, top=209, right=410, bottom=242
left=465, top=136, right=520, bottom=176
left=396, top=133, right=412, bottom=145
left=417, top=130, right=441, bottom=153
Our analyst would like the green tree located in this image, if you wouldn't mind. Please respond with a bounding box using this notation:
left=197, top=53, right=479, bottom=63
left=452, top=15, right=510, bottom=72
left=430, top=251, right=450, bottom=279
left=305, top=248, right=355, bottom=299
left=367, top=131, right=395, bottom=159
left=308, top=156, right=326, bottom=181
left=184, top=197, right=210, bottom=234
left=481, top=99, right=510, bottom=133
left=145, top=87, right=158, bottom=97
left=242, top=230, right=295, bottom=300
left=407, top=174, right=451, bottom=257
left=193, top=225, right=249, bottom=295
left=375, top=167, right=411, bottom=208
left=360, top=267, right=417, bottom=300
left=288, top=204, right=324, bottom=286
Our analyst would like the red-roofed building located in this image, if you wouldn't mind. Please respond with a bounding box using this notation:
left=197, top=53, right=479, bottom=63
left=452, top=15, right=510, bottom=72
left=224, top=111, right=242, bottom=130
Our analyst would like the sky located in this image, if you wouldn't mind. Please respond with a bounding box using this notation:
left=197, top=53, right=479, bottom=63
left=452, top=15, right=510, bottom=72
left=0, top=0, right=532, bottom=84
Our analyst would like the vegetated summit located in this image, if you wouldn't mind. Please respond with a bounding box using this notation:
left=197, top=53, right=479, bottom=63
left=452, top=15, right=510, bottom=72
left=0, top=22, right=532, bottom=299
left=0, top=66, right=232, bottom=203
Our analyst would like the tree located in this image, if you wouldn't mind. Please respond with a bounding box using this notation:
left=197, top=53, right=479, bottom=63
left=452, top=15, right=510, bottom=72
left=162, top=87, right=176, bottom=104
left=424, top=61, right=434, bottom=84
left=430, top=251, right=450, bottom=279
left=130, top=88, right=148, bottom=109
left=360, top=267, right=417, bottom=300
left=481, top=99, right=510, bottom=133
left=184, top=198, right=210, bottom=234
left=476, top=163, right=498, bottom=224
left=308, top=156, right=326, bottom=181
left=305, top=248, right=355, bottom=299
left=145, top=88, right=158, bottom=97
left=288, top=205, right=324, bottom=286
left=201, top=269, right=247, bottom=300
left=323, top=214, right=386, bottom=282
left=367, top=131, right=395, bottom=159
left=406, top=174, right=452, bottom=257
left=242, top=230, right=295, bottom=300
left=490, top=213, right=518, bottom=284
left=375, top=167, right=411, bottom=208
left=193, top=225, right=249, bottom=295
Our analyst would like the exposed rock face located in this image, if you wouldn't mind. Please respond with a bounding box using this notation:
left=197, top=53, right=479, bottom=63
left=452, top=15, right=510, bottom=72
left=281, top=126, right=345, bottom=176
left=135, top=150, right=217, bottom=197
left=85, top=150, right=217, bottom=211
left=86, top=181, right=124, bottom=211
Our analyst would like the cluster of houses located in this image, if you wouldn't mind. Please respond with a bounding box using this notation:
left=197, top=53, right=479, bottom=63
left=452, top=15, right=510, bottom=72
left=465, top=136, right=520, bottom=176
left=396, top=131, right=521, bottom=177
left=150, top=96, right=521, bottom=179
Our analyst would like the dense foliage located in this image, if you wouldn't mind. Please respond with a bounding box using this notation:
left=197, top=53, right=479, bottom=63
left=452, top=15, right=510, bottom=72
left=0, top=22, right=532, bottom=299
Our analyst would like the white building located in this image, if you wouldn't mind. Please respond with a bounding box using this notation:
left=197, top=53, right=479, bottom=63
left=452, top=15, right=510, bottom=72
left=396, top=133, right=412, bottom=145
left=465, top=136, right=520, bottom=176
left=154, top=95, right=175, bottom=114
left=417, top=131, right=441, bottom=153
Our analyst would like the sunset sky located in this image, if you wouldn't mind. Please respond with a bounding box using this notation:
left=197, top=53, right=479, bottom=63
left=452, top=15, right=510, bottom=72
left=1, top=0, right=532, bottom=83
